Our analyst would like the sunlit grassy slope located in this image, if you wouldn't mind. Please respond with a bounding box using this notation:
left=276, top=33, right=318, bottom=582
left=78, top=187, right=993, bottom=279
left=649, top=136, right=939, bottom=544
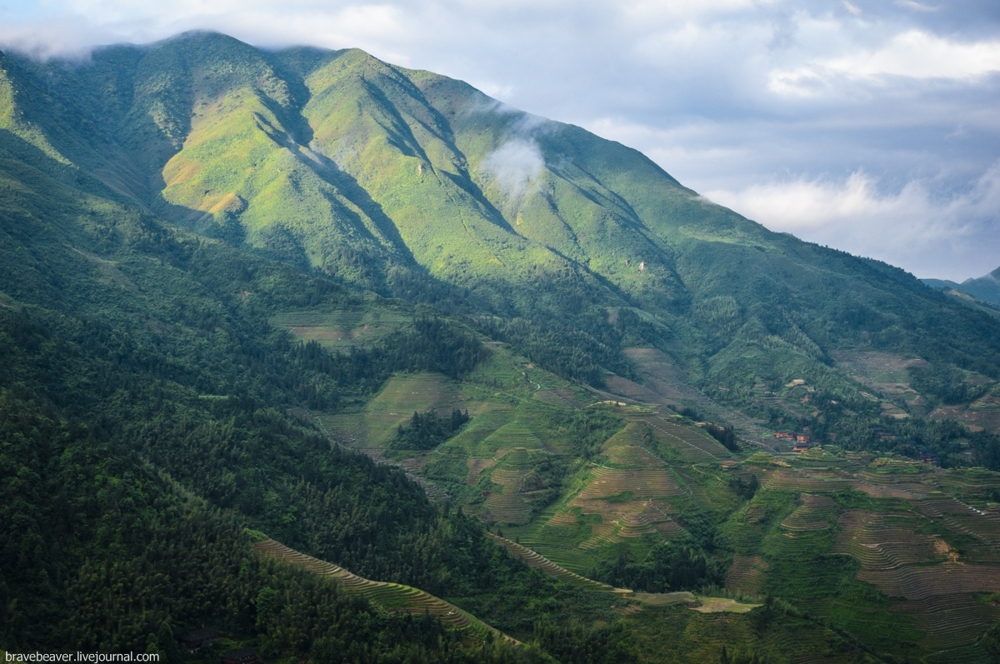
left=8, top=31, right=998, bottom=397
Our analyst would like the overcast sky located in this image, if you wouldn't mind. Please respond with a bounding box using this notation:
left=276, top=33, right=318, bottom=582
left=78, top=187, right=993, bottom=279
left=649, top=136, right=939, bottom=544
left=2, top=0, right=999, bottom=280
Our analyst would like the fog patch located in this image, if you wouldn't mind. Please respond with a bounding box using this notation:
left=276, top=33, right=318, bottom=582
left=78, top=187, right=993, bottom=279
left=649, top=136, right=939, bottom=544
left=480, top=139, right=545, bottom=199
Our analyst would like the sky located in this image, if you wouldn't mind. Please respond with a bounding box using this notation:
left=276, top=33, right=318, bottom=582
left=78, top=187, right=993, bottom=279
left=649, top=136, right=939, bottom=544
left=1, top=0, right=998, bottom=280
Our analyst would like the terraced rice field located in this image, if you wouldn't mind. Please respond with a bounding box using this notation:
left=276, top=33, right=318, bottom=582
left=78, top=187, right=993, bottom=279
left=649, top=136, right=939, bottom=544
left=487, top=533, right=617, bottom=591
left=565, top=498, right=683, bottom=549
left=482, top=421, right=546, bottom=452
left=532, top=388, right=586, bottom=409
left=762, top=468, right=854, bottom=493
left=858, top=468, right=936, bottom=498
left=465, top=457, right=497, bottom=484
left=578, top=521, right=624, bottom=550
left=551, top=426, right=688, bottom=550
left=574, top=464, right=684, bottom=500
left=894, top=593, right=1000, bottom=658
left=689, top=597, right=761, bottom=613
left=850, top=557, right=994, bottom=600
left=489, top=533, right=745, bottom=616
left=484, top=485, right=532, bottom=524
left=780, top=494, right=837, bottom=531
left=636, top=414, right=731, bottom=461
left=617, top=503, right=684, bottom=538
left=272, top=307, right=412, bottom=349
left=834, top=511, right=944, bottom=570
left=771, top=629, right=837, bottom=664
left=254, top=539, right=517, bottom=645
left=483, top=449, right=544, bottom=524
left=834, top=507, right=1000, bottom=657
left=725, top=555, right=769, bottom=595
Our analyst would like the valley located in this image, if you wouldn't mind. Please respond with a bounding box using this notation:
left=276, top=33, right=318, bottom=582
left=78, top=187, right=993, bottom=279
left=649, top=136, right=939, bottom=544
left=3, top=30, right=1000, bottom=663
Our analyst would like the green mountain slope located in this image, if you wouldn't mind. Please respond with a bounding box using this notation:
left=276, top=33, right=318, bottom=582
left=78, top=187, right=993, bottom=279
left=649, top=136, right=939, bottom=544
left=9, top=32, right=1000, bottom=400
left=0, top=75, right=631, bottom=659
left=6, top=30, right=1000, bottom=662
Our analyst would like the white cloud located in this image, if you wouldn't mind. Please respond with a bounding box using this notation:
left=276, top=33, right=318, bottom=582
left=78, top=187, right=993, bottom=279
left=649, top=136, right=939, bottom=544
left=842, top=1, right=861, bottom=16
left=771, top=30, right=1000, bottom=95
left=704, top=164, right=1000, bottom=279
left=895, top=0, right=939, bottom=13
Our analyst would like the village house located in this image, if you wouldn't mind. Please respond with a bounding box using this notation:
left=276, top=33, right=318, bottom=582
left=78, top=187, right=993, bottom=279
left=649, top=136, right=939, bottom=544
left=179, top=628, right=221, bottom=653
left=221, top=648, right=258, bottom=664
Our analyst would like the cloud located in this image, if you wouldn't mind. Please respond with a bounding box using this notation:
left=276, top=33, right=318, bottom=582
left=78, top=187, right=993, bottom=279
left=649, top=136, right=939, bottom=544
left=479, top=139, right=545, bottom=199
left=770, top=30, right=1000, bottom=95
left=895, top=0, right=939, bottom=13
left=704, top=164, right=1000, bottom=279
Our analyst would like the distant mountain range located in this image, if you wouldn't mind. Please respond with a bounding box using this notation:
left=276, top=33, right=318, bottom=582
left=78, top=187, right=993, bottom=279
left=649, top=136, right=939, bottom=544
left=923, top=267, right=1000, bottom=305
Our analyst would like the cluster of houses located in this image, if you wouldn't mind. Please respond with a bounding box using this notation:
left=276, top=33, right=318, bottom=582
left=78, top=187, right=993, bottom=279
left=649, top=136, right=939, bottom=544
left=917, top=449, right=940, bottom=465
left=873, top=427, right=896, bottom=441
left=773, top=431, right=811, bottom=452
left=873, top=428, right=940, bottom=465
left=772, top=428, right=940, bottom=465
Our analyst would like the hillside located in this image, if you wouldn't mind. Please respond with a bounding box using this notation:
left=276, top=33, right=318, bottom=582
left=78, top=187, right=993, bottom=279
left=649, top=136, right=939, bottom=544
left=7, top=33, right=1000, bottom=392
left=925, top=268, right=1000, bottom=306
left=4, top=30, right=1000, bottom=662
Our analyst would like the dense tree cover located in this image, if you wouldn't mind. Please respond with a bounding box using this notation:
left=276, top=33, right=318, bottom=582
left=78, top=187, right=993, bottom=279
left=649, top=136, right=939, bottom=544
left=787, top=391, right=1000, bottom=471
left=293, top=318, right=489, bottom=391
left=532, top=621, right=636, bottom=664
left=0, top=302, right=478, bottom=589
left=908, top=363, right=993, bottom=407
left=477, top=315, right=636, bottom=388
left=0, top=296, right=632, bottom=660
left=729, top=473, right=760, bottom=501
left=705, top=423, right=739, bottom=452
left=544, top=409, right=626, bottom=460
left=978, top=621, right=1000, bottom=661
left=0, top=390, right=506, bottom=662
left=592, top=541, right=725, bottom=594
left=8, top=35, right=1000, bottom=663
left=390, top=409, right=470, bottom=450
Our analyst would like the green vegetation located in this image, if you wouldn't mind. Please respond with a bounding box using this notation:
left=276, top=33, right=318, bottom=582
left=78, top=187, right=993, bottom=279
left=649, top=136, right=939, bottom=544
left=593, top=541, right=726, bottom=593
left=6, top=29, right=1000, bottom=663
left=390, top=408, right=471, bottom=450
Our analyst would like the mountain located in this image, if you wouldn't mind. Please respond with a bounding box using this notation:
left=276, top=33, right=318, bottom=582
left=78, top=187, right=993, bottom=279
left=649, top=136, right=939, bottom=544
left=4, top=31, right=1000, bottom=662
left=924, top=267, right=1000, bottom=305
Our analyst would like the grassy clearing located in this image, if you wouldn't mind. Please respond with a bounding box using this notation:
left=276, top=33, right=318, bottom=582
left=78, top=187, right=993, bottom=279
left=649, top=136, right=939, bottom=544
left=318, top=372, right=467, bottom=449
left=690, top=597, right=761, bottom=614
left=272, top=305, right=412, bottom=349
